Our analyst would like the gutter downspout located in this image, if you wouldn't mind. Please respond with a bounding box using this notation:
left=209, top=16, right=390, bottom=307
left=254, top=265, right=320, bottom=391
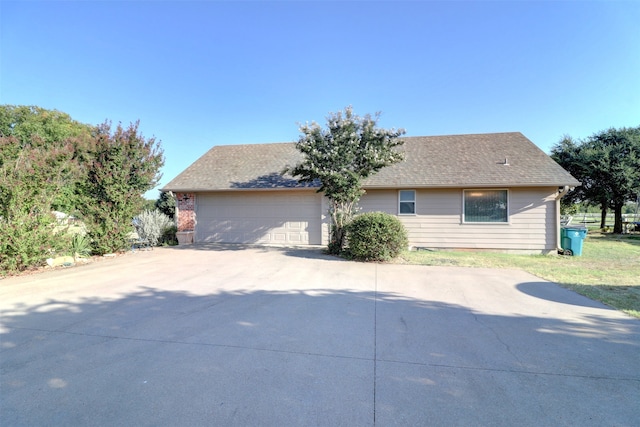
left=555, top=186, right=571, bottom=252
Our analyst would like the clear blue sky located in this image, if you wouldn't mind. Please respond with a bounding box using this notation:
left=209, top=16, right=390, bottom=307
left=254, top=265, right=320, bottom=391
left=2, top=1, right=638, bottom=199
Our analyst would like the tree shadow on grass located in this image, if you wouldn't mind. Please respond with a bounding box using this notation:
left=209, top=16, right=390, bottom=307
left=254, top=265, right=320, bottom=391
left=2, top=284, right=639, bottom=426
left=554, top=282, right=640, bottom=316
left=589, top=232, right=640, bottom=247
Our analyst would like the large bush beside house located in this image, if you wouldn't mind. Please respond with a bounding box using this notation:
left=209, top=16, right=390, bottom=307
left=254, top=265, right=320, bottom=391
left=0, top=105, right=164, bottom=274
left=347, top=212, right=408, bottom=262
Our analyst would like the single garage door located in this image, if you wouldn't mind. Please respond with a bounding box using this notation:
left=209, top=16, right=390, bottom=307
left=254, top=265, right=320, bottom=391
left=196, top=191, right=322, bottom=245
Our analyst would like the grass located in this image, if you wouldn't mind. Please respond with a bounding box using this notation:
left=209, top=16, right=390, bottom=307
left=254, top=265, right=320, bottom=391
left=398, top=231, right=640, bottom=318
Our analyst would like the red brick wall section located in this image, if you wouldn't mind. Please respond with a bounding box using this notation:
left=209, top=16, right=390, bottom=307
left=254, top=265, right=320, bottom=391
left=176, top=193, right=196, bottom=231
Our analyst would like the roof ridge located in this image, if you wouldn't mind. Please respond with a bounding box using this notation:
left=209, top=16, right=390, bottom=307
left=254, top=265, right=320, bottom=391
left=400, top=131, right=523, bottom=139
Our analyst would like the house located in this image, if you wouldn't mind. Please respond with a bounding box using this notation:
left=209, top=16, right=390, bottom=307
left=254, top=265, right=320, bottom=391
left=163, top=132, right=580, bottom=254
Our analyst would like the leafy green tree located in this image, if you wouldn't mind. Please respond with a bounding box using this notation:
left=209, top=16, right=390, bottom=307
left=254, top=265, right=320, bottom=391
left=155, top=190, right=176, bottom=219
left=0, top=105, right=92, bottom=146
left=288, top=106, right=405, bottom=253
left=141, top=199, right=157, bottom=212
left=0, top=106, right=165, bottom=271
left=0, top=105, right=94, bottom=213
left=551, top=135, right=596, bottom=216
left=0, top=135, right=73, bottom=274
left=0, top=105, right=94, bottom=274
left=552, top=126, right=640, bottom=233
left=78, top=121, right=164, bottom=254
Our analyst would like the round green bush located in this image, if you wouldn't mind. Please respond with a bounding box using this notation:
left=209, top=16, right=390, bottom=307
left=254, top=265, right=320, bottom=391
left=347, top=212, right=408, bottom=261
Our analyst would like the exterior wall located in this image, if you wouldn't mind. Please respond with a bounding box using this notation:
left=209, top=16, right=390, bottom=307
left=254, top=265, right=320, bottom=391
left=358, top=187, right=559, bottom=253
left=175, top=193, right=196, bottom=231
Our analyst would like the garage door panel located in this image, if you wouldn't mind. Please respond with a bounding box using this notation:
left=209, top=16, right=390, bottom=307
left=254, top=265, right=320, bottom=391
left=196, top=192, right=321, bottom=245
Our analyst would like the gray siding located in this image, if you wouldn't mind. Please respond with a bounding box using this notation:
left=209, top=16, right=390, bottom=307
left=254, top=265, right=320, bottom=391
left=358, top=188, right=558, bottom=253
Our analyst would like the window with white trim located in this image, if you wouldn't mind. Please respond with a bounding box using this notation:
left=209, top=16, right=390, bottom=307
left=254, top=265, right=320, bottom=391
left=463, top=190, right=508, bottom=223
left=399, top=190, right=416, bottom=215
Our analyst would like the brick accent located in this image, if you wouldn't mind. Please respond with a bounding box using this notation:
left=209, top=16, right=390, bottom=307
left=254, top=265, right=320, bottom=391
left=176, top=193, right=196, bottom=231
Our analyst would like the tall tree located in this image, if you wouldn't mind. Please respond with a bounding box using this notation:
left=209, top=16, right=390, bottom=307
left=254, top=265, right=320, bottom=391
left=551, top=126, right=640, bottom=233
left=551, top=135, right=608, bottom=226
left=155, top=190, right=176, bottom=219
left=0, top=105, right=94, bottom=213
left=288, top=106, right=405, bottom=253
left=0, top=105, right=92, bottom=146
left=78, top=121, right=164, bottom=254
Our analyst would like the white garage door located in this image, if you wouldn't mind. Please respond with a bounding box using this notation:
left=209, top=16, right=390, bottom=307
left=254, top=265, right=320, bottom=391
left=196, top=191, right=322, bottom=245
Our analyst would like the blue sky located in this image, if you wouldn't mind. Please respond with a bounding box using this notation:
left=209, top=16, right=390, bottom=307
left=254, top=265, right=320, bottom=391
left=2, top=1, right=639, bottom=199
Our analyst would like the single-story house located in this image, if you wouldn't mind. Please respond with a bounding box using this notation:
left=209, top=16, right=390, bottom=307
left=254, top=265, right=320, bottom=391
left=163, top=132, right=580, bottom=254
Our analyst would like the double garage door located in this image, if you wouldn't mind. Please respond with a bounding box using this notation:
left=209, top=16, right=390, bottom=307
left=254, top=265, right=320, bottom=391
left=196, top=192, right=322, bottom=245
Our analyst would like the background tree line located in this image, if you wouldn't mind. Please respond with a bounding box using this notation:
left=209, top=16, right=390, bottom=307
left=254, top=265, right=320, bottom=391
left=551, top=126, right=640, bottom=233
left=0, top=105, right=165, bottom=274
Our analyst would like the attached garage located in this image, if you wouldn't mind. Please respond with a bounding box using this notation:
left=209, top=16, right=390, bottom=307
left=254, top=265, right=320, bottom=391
left=195, top=191, right=323, bottom=245
left=163, top=134, right=580, bottom=253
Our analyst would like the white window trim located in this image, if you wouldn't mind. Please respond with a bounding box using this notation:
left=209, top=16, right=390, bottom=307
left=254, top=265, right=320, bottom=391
left=462, top=189, right=510, bottom=224
left=398, top=189, right=416, bottom=215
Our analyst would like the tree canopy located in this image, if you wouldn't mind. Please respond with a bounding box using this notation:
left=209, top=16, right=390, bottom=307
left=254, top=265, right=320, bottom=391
left=78, top=121, right=164, bottom=254
left=288, top=106, right=405, bottom=253
left=0, top=105, right=95, bottom=213
left=0, top=105, right=93, bottom=146
left=551, top=126, right=640, bottom=233
left=155, top=191, right=176, bottom=219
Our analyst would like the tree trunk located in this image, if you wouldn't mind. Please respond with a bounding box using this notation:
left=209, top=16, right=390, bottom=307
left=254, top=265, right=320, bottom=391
left=600, top=202, right=608, bottom=229
left=328, top=226, right=346, bottom=255
left=613, top=202, right=624, bottom=234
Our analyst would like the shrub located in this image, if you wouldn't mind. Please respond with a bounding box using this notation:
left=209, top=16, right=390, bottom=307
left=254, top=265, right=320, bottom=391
left=346, top=212, right=408, bottom=262
left=133, top=209, right=174, bottom=246
left=0, top=211, right=67, bottom=275
left=155, top=191, right=176, bottom=219
left=69, top=233, right=91, bottom=261
left=160, top=224, right=178, bottom=246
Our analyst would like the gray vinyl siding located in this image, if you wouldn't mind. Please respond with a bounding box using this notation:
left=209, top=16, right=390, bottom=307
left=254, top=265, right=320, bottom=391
left=358, top=188, right=558, bottom=252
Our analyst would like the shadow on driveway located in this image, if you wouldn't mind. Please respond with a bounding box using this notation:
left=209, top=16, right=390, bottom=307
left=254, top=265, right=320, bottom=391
left=516, top=281, right=608, bottom=308
left=2, top=284, right=639, bottom=426
left=168, top=242, right=344, bottom=261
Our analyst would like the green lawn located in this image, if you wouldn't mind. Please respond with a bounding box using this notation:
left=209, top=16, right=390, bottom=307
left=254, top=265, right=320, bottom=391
left=398, top=231, right=640, bottom=318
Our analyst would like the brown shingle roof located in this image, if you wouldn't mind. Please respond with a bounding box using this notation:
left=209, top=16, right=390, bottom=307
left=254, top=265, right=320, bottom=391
left=163, top=132, right=580, bottom=192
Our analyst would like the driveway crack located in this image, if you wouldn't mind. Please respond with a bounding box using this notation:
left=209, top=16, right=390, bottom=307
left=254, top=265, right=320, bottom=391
left=471, top=311, right=524, bottom=366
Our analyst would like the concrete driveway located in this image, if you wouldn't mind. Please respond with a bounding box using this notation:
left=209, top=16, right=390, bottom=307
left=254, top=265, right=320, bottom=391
left=1, top=245, right=639, bottom=426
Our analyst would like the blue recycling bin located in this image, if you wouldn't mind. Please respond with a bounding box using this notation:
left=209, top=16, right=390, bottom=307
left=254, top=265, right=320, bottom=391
left=561, top=226, right=588, bottom=256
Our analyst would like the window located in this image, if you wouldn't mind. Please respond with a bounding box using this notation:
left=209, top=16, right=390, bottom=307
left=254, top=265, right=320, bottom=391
left=399, top=190, right=416, bottom=215
left=464, top=190, right=508, bottom=223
